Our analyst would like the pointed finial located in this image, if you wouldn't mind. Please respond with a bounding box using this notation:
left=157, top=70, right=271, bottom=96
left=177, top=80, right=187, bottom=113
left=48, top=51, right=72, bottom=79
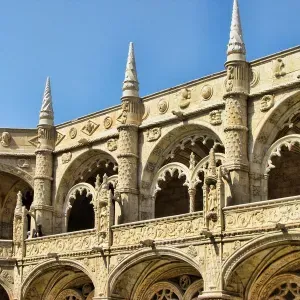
left=122, top=42, right=139, bottom=98
left=227, top=0, right=246, bottom=60
left=206, top=148, right=217, bottom=185
left=39, top=77, right=54, bottom=126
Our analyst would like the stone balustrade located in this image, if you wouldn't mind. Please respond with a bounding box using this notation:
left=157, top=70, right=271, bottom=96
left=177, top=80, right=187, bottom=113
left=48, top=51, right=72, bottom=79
left=111, top=211, right=204, bottom=247
left=0, top=240, right=13, bottom=258
left=25, top=229, right=97, bottom=258
left=224, top=195, right=300, bottom=232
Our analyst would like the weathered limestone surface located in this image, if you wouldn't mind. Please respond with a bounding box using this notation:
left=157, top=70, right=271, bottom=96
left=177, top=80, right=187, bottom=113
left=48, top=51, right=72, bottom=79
left=0, top=1, right=300, bottom=299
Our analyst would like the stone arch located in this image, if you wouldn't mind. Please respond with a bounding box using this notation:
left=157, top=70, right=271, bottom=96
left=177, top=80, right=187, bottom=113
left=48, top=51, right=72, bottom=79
left=0, top=278, right=13, bottom=300
left=63, top=182, right=96, bottom=232
left=259, top=134, right=300, bottom=200
left=0, top=163, right=34, bottom=188
left=141, top=123, right=224, bottom=194
left=21, top=258, right=96, bottom=299
left=54, top=149, right=117, bottom=233
left=108, top=246, right=203, bottom=297
left=150, top=162, right=190, bottom=197
left=251, top=90, right=300, bottom=165
left=222, top=231, right=300, bottom=293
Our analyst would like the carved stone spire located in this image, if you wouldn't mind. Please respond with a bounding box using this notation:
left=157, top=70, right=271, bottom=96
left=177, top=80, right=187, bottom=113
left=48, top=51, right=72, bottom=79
left=227, top=0, right=246, bottom=61
left=39, top=77, right=54, bottom=126
left=122, top=42, right=139, bottom=98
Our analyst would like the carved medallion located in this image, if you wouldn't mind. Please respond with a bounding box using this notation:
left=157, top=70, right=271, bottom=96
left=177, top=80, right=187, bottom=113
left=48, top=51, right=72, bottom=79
left=201, top=85, right=213, bottom=100
left=107, top=139, right=118, bottom=152
left=250, top=68, right=260, bottom=87
left=69, top=127, right=77, bottom=139
left=81, top=120, right=99, bottom=136
left=260, top=95, right=274, bottom=112
left=146, top=127, right=161, bottom=142
left=179, top=275, right=191, bottom=290
left=17, top=158, right=30, bottom=168
left=209, top=110, right=222, bottom=125
left=104, top=116, right=113, bottom=129
left=0, top=132, right=11, bottom=147
left=158, top=99, right=169, bottom=114
left=179, top=88, right=191, bottom=109
left=274, top=58, right=286, bottom=78
left=62, top=152, right=72, bottom=164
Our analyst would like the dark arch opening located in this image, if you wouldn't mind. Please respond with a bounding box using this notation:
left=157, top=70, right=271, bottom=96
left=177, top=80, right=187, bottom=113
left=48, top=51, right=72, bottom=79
left=68, top=191, right=94, bottom=232
left=155, top=170, right=189, bottom=218
left=268, top=145, right=300, bottom=199
left=0, top=285, right=9, bottom=300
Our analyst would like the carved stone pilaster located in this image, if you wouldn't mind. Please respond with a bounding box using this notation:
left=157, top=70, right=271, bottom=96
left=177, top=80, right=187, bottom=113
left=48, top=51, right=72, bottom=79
left=13, top=205, right=27, bottom=259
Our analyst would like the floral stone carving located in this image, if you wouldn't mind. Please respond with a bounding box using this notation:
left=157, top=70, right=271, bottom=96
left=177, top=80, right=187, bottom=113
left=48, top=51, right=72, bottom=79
left=146, top=127, right=161, bottom=142
left=17, top=158, right=30, bottom=168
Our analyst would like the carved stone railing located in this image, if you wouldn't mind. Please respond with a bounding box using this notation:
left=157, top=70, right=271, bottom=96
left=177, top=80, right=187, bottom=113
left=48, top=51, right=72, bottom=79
left=111, top=211, right=203, bottom=247
left=0, top=240, right=13, bottom=258
left=25, top=229, right=97, bottom=258
left=224, top=196, right=300, bottom=233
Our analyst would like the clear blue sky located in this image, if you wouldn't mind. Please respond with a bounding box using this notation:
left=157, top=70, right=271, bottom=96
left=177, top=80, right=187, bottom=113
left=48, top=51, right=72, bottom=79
left=0, top=0, right=299, bottom=128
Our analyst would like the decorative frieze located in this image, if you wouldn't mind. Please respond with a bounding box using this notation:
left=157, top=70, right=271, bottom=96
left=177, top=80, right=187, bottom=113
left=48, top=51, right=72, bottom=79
left=112, top=212, right=203, bottom=246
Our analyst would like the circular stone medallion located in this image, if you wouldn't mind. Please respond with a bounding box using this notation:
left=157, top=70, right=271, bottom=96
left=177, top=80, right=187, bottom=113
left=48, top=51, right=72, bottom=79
left=201, top=85, right=213, bottom=100
left=158, top=99, right=169, bottom=114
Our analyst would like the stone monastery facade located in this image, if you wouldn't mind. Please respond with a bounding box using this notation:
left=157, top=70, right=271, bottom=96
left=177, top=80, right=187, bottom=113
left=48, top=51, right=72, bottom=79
left=0, top=0, right=300, bottom=299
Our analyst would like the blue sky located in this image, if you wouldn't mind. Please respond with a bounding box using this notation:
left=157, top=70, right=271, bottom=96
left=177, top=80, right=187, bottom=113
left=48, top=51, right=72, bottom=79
left=0, top=0, right=299, bottom=128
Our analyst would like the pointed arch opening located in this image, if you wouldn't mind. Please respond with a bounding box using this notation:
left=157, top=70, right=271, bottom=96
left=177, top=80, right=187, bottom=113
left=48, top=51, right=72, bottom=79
left=0, top=285, right=9, bottom=300
left=0, top=171, right=33, bottom=239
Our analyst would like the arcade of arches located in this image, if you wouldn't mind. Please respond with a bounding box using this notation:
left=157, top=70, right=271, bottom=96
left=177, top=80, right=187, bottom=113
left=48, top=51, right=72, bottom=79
left=1, top=3, right=300, bottom=298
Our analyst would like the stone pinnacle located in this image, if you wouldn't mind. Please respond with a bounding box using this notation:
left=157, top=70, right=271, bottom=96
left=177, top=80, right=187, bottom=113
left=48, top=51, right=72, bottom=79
left=227, top=0, right=246, bottom=59
left=39, top=77, right=54, bottom=126
left=122, top=42, right=139, bottom=98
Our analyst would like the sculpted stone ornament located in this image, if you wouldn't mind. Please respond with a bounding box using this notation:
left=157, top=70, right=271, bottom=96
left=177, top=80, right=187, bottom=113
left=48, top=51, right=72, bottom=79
left=158, top=98, right=169, bottom=114
left=81, top=120, right=99, bottom=136
left=250, top=68, right=260, bottom=87
left=69, top=127, right=77, bottom=139
left=201, top=85, right=213, bottom=100
left=0, top=132, right=11, bottom=147
left=104, top=116, right=113, bottom=129
left=117, top=100, right=130, bottom=124
left=61, top=152, right=72, bottom=164
left=189, top=152, right=196, bottom=170
left=17, top=158, right=30, bottom=168
left=260, top=95, right=274, bottom=112
left=209, top=110, right=222, bottom=125
left=207, top=185, right=218, bottom=213
left=179, top=88, right=191, bottom=109
left=146, top=127, right=161, bottom=142
left=107, top=138, right=118, bottom=151
left=55, top=131, right=65, bottom=145
left=225, top=66, right=234, bottom=92
left=274, top=58, right=286, bottom=78
left=142, top=104, right=150, bottom=120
